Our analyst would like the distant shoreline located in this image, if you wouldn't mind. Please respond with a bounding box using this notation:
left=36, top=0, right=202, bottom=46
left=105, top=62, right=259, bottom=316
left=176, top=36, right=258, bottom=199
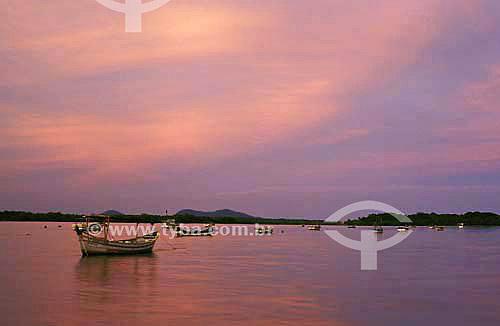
left=1, top=211, right=500, bottom=226
left=0, top=211, right=326, bottom=225
left=345, top=212, right=500, bottom=226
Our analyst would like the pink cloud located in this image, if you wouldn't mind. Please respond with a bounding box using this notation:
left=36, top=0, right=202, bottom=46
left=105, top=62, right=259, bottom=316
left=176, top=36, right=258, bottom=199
left=1, top=0, right=494, bottom=213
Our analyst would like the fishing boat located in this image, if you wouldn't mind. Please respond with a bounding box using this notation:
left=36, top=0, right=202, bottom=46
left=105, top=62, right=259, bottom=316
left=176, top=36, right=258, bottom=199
left=256, top=225, right=274, bottom=234
left=397, top=226, right=410, bottom=232
left=175, top=225, right=213, bottom=237
left=457, top=223, right=465, bottom=229
left=373, top=216, right=384, bottom=233
left=308, top=225, right=321, bottom=231
left=435, top=226, right=445, bottom=231
left=72, top=216, right=159, bottom=256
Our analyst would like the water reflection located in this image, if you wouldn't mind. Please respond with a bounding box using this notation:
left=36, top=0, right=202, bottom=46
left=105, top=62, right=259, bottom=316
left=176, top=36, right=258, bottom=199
left=74, top=254, right=160, bottom=316
left=75, top=254, right=158, bottom=284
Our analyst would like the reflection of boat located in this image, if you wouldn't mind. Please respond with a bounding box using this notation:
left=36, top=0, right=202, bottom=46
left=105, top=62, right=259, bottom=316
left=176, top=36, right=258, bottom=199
left=73, top=216, right=159, bottom=256
left=256, top=225, right=274, bottom=234
left=397, top=226, right=409, bottom=232
left=74, top=254, right=158, bottom=307
left=308, top=225, right=321, bottom=231
left=175, top=225, right=213, bottom=237
left=457, top=223, right=464, bottom=229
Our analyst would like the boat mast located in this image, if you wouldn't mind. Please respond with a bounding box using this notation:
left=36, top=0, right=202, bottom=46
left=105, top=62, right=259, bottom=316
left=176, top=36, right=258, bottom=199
left=103, top=216, right=110, bottom=242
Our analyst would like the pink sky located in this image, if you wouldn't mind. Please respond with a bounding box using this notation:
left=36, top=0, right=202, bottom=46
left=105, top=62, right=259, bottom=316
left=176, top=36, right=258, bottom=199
left=2, top=0, right=500, bottom=217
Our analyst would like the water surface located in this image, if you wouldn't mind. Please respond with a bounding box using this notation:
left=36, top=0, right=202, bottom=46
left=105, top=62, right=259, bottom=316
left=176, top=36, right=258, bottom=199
left=1, top=223, right=499, bottom=325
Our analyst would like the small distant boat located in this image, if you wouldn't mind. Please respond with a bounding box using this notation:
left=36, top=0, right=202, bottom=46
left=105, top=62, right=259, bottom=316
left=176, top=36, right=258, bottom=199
left=256, top=225, right=274, bottom=234
left=347, top=225, right=356, bottom=229
left=308, top=225, right=321, bottom=231
left=428, top=225, right=435, bottom=229
left=176, top=225, right=213, bottom=237
left=397, top=226, right=410, bottom=232
left=161, top=218, right=177, bottom=229
left=73, top=216, right=159, bottom=256
left=457, top=223, right=464, bottom=229
left=435, top=226, right=445, bottom=231
left=204, top=223, right=215, bottom=228
left=373, top=216, right=384, bottom=233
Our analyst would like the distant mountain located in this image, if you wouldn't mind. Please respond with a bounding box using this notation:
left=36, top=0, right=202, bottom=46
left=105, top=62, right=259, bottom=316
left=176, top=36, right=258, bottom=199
left=101, top=210, right=124, bottom=216
left=175, top=209, right=254, bottom=218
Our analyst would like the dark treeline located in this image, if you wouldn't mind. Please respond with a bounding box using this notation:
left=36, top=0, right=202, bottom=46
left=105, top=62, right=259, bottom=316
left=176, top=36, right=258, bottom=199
left=2, top=211, right=499, bottom=226
left=0, top=211, right=325, bottom=225
left=0, top=211, right=163, bottom=223
left=346, top=212, right=500, bottom=226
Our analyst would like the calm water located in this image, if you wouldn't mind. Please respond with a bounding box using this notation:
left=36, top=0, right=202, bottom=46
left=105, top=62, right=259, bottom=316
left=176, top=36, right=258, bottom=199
left=1, top=223, right=499, bottom=326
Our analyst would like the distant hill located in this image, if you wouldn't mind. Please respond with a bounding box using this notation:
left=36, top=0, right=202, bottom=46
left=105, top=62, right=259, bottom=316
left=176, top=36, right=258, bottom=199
left=101, top=210, right=124, bottom=216
left=175, top=209, right=254, bottom=218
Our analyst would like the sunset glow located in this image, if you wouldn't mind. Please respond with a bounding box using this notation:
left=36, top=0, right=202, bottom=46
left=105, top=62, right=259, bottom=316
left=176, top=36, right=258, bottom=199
left=2, top=0, right=499, bottom=216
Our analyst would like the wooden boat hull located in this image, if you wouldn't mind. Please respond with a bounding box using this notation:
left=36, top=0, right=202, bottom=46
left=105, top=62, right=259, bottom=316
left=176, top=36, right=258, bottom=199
left=256, top=226, right=274, bottom=234
left=73, top=217, right=159, bottom=256
left=176, top=233, right=212, bottom=237
left=176, top=231, right=212, bottom=237
left=78, top=236, right=158, bottom=256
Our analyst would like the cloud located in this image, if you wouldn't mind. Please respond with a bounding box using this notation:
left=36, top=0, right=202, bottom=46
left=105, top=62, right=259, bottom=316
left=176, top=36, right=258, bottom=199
left=2, top=0, right=497, bottom=214
left=439, top=64, right=500, bottom=148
